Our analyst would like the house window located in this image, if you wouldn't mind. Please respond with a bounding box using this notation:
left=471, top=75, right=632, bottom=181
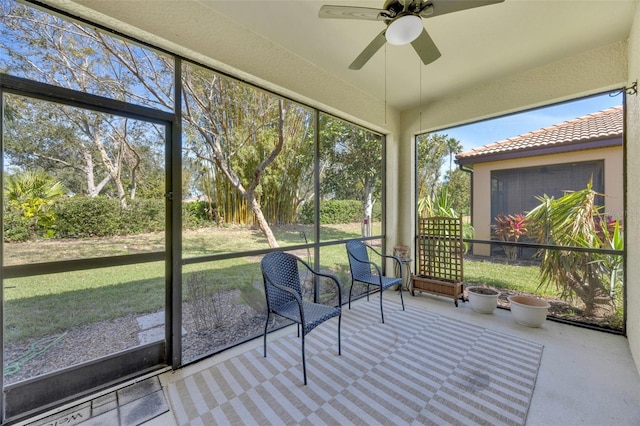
left=490, top=160, right=605, bottom=220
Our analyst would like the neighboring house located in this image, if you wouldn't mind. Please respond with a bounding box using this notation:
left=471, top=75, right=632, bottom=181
left=455, top=106, right=623, bottom=257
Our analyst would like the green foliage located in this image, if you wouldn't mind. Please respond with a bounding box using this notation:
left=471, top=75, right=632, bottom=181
left=441, top=169, right=470, bottom=215
left=3, top=170, right=67, bottom=240
left=126, top=199, right=166, bottom=234
left=53, top=197, right=122, bottom=238
left=319, top=115, right=382, bottom=202
left=416, top=133, right=462, bottom=204
left=299, top=200, right=381, bottom=225
left=3, top=209, right=32, bottom=242
left=418, top=187, right=457, bottom=218
left=492, top=213, right=528, bottom=260
left=1, top=3, right=168, bottom=206
left=182, top=200, right=221, bottom=228
left=462, top=222, right=475, bottom=254
left=525, top=182, right=620, bottom=317
left=53, top=196, right=165, bottom=238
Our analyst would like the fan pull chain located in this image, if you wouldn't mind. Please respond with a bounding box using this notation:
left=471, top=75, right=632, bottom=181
left=384, top=44, right=387, bottom=125
left=419, top=55, right=422, bottom=131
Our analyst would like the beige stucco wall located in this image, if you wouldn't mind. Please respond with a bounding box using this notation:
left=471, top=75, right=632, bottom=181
left=469, top=146, right=624, bottom=256
left=625, top=1, right=640, bottom=376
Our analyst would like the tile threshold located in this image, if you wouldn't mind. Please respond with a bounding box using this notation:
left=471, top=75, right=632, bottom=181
left=22, top=376, right=169, bottom=426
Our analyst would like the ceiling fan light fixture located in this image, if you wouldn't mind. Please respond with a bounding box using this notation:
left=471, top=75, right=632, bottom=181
left=385, top=14, right=422, bottom=45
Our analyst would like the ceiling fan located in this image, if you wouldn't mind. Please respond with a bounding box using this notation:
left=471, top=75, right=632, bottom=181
left=319, top=0, right=504, bottom=70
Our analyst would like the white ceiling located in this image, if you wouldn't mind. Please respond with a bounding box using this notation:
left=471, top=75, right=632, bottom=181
left=191, top=0, right=637, bottom=111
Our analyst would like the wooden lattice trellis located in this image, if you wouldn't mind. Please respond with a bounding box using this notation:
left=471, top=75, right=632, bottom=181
left=411, top=216, right=465, bottom=306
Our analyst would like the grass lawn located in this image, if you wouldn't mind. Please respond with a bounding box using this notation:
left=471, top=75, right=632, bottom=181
left=3, top=224, right=553, bottom=342
left=463, top=257, right=546, bottom=295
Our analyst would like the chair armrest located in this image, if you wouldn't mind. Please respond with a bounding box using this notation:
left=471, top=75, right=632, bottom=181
left=366, top=244, right=402, bottom=277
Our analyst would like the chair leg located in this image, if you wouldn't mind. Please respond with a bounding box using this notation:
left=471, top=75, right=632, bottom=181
left=263, top=312, right=270, bottom=358
left=399, top=284, right=405, bottom=311
left=301, top=332, right=307, bottom=385
left=348, top=280, right=354, bottom=310
left=338, top=314, right=342, bottom=356
left=380, top=288, right=385, bottom=323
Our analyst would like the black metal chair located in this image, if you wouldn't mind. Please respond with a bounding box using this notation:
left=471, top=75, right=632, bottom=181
left=261, top=251, right=342, bottom=385
left=345, top=240, right=405, bottom=323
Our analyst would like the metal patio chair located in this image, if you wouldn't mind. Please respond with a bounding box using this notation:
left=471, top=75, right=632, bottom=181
left=261, top=251, right=342, bottom=385
left=346, top=240, right=405, bottom=323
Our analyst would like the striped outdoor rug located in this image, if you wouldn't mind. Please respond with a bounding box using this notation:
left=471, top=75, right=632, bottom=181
left=167, top=301, right=543, bottom=425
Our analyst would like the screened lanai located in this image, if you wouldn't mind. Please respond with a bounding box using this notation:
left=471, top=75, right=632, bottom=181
left=1, top=0, right=640, bottom=424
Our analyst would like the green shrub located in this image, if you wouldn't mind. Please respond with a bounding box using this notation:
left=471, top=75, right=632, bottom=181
left=53, top=196, right=165, bottom=238
left=127, top=199, right=165, bottom=234
left=53, top=197, right=121, bottom=238
left=182, top=201, right=219, bottom=229
left=3, top=209, right=32, bottom=242
left=300, top=200, right=381, bottom=224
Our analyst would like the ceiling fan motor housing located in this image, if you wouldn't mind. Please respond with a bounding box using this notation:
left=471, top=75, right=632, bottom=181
left=382, top=0, right=430, bottom=21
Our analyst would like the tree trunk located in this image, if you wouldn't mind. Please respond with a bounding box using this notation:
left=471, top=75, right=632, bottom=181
left=568, top=268, right=616, bottom=318
left=93, top=132, right=128, bottom=208
left=363, top=184, right=374, bottom=237
left=249, top=195, right=279, bottom=248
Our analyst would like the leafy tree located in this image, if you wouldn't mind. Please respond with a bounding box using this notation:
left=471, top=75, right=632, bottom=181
left=1, top=1, right=314, bottom=247
left=181, top=67, right=311, bottom=247
left=446, top=138, right=463, bottom=174
left=0, top=3, right=166, bottom=207
left=4, top=170, right=67, bottom=238
left=319, top=115, right=382, bottom=235
left=526, top=182, right=620, bottom=317
left=441, top=168, right=470, bottom=215
left=416, top=133, right=462, bottom=211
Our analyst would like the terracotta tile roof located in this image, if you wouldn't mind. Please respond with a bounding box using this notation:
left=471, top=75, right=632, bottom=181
left=456, top=106, right=623, bottom=162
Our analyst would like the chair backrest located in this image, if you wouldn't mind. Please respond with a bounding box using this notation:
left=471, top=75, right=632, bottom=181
left=346, top=240, right=373, bottom=280
left=261, top=251, right=302, bottom=310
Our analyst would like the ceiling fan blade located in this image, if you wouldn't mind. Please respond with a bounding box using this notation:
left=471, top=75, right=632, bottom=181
left=349, top=30, right=387, bottom=70
left=319, top=5, right=388, bottom=21
left=420, top=0, right=504, bottom=18
left=411, top=29, right=441, bottom=65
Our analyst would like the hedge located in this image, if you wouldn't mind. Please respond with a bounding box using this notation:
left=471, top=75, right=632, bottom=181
left=53, top=197, right=165, bottom=238
left=299, top=200, right=382, bottom=225
left=4, top=196, right=379, bottom=242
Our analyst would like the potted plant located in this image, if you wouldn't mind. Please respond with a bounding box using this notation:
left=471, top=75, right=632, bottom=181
left=466, top=286, right=500, bottom=314
left=492, top=213, right=528, bottom=260
left=507, top=295, right=550, bottom=327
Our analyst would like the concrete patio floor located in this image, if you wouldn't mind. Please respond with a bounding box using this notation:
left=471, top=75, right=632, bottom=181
left=24, top=291, right=640, bottom=425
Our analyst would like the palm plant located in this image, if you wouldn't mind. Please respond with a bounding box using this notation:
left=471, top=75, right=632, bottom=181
left=418, top=187, right=474, bottom=253
left=525, top=182, right=621, bottom=317
left=418, top=187, right=457, bottom=218
left=4, top=170, right=67, bottom=238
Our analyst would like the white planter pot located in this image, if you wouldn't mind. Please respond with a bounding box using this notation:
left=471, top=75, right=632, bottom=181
left=508, top=295, right=550, bottom=327
left=467, top=286, right=499, bottom=314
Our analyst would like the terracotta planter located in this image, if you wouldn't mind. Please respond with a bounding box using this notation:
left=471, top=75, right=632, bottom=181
left=508, top=295, right=550, bottom=327
left=467, top=286, right=499, bottom=314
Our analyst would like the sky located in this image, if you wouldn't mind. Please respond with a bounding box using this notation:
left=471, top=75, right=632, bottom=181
left=437, top=92, right=624, bottom=152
